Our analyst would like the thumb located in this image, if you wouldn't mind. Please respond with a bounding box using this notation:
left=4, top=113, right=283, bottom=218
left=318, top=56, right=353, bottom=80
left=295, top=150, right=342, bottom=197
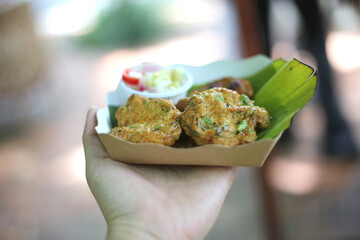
left=83, top=106, right=109, bottom=168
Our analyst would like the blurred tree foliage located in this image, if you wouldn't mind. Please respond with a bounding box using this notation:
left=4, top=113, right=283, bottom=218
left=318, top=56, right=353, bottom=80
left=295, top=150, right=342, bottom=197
left=78, top=0, right=169, bottom=48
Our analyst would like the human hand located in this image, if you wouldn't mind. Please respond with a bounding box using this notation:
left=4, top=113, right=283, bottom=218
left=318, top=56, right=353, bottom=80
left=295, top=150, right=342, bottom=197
left=83, top=107, right=238, bottom=240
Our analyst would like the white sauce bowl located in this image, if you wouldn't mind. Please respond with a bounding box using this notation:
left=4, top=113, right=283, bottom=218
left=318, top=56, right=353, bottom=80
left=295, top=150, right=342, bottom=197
left=118, top=68, right=193, bottom=104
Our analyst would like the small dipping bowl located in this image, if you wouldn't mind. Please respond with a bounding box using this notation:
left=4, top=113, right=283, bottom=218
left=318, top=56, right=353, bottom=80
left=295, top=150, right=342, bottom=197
left=118, top=67, right=193, bottom=104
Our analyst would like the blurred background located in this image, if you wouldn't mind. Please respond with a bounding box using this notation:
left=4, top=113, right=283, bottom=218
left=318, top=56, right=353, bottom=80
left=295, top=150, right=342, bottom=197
left=0, top=0, right=359, bottom=239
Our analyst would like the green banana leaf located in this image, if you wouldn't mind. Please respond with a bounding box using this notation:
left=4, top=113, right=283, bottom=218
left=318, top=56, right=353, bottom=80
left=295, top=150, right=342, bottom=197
left=247, top=58, right=287, bottom=92
left=109, top=105, right=119, bottom=128
left=108, top=57, right=317, bottom=141
left=253, top=59, right=317, bottom=139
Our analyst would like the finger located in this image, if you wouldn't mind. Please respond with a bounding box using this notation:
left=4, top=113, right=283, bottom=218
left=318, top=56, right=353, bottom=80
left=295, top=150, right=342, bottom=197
left=226, top=166, right=239, bottom=186
left=220, top=166, right=239, bottom=182
left=202, top=166, right=239, bottom=191
left=83, top=106, right=99, bottom=138
left=227, top=166, right=239, bottom=179
left=217, top=167, right=239, bottom=195
left=83, top=106, right=109, bottom=166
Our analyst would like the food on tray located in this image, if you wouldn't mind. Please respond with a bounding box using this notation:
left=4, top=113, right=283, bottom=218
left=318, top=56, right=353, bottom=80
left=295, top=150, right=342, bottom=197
left=180, top=88, right=270, bottom=146
left=122, top=63, right=186, bottom=93
left=110, top=95, right=182, bottom=146
left=110, top=86, right=270, bottom=147
left=111, top=72, right=271, bottom=147
left=176, top=77, right=254, bottom=111
left=99, top=57, right=317, bottom=166
left=189, top=77, right=254, bottom=98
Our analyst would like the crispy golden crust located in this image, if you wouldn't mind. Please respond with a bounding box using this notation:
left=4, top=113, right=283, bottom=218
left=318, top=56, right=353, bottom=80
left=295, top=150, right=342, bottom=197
left=110, top=95, right=182, bottom=146
left=180, top=88, right=270, bottom=146
left=189, top=77, right=254, bottom=98
left=178, top=77, right=254, bottom=112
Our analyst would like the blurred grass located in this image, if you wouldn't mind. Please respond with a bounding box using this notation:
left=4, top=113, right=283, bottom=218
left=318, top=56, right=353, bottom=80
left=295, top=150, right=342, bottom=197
left=76, top=0, right=170, bottom=48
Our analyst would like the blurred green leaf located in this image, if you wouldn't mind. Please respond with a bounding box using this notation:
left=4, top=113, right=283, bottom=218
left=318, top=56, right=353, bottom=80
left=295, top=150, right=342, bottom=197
left=77, top=0, right=169, bottom=47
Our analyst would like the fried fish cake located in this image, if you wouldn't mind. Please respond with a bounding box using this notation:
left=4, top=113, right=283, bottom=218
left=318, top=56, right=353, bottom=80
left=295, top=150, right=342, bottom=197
left=177, top=77, right=254, bottom=112
left=110, top=95, right=182, bottom=146
left=189, top=77, right=254, bottom=98
left=180, top=88, right=270, bottom=146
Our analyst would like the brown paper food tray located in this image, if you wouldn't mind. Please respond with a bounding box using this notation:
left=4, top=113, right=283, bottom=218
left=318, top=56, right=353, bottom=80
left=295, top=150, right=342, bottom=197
left=98, top=133, right=281, bottom=166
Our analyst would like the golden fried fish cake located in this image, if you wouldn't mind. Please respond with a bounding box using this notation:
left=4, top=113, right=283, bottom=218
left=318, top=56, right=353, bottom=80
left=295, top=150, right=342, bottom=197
left=110, top=95, right=182, bottom=146
left=180, top=88, right=270, bottom=146
left=189, top=77, right=254, bottom=98
left=177, top=78, right=254, bottom=112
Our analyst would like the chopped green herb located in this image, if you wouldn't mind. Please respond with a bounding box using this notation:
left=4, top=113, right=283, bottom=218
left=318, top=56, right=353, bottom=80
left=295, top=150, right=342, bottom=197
left=237, top=120, right=248, bottom=132
left=189, top=100, right=196, bottom=107
left=240, top=94, right=250, bottom=106
left=190, top=130, right=198, bottom=137
left=248, top=129, right=256, bottom=134
left=161, top=106, right=169, bottom=112
left=171, top=119, right=179, bottom=124
left=144, top=101, right=149, bottom=107
left=129, top=124, right=139, bottom=128
left=215, top=95, right=224, bottom=102
left=154, top=126, right=160, bottom=131
left=249, top=107, right=256, bottom=116
left=204, top=116, right=212, bottom=125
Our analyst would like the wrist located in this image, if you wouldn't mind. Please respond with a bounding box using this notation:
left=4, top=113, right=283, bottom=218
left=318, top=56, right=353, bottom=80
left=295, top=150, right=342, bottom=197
left=106, top=222, right=166, bottom=240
